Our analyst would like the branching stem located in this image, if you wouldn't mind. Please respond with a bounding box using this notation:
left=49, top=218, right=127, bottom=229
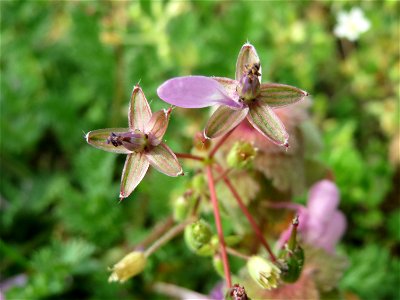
left=175, top=152, right=205, bottom=162
left=145, top=217, right=195, bottom=257
left=215, top=164, right=277, bottom=262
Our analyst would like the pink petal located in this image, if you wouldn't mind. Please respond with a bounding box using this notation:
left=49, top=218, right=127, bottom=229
left=307, top=180, right=340, bottom=222
left=85, top=128, right=132, bottom=154
left=204, top=105, right=249, bottom=139
left=120, top=152, right=150, bottom=200
left=235, top=43, right=261, bottom=82
left=259, top=83, right=309, bottom=108
left=129, top=85, right=152, bottom=131
left=145, top=143, right=183, bottom=177
left=145, top=109, right=170, bottom=146
left=247, top=101, right=289, bottom=146
left=307, top=210, right=347, bottom=253
left=213, top=77, right=240, bottom=101
left=157, top=76, right=242, bottom=109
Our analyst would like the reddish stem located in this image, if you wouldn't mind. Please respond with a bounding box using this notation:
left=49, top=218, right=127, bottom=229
left=175, top=153, right=204, bottom=162
left=215, top=165, right=277, bottom=262
left=206, top=165, right=232, bottom=288
left=209, top=128, right=235, bottom=158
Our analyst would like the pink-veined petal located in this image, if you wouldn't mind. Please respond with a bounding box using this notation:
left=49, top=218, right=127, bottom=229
left=120, top=152, right=149, bottom=200
left=129, top=85, right=152, bottom=131
left=85, top=128, right=132, bottom=154
left=213, top=77, right=240, bottom=101
left=145, top=143, right=183, bottom=177
left=157, top=76, right=242, bottom=109
left=235, top=43, right=261, bottom=82
left=145, top=109, right=170, bottom=146
left=259, top=83, right=309, bottom=108
left=247, top=101, right=289, bottom=146
left=204, top=105, right=249, bottom=139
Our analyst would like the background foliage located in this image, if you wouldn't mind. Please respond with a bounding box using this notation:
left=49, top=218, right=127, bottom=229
left=1, top=1, right=399, bottom=299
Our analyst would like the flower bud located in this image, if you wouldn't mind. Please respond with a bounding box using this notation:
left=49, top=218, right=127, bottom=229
left=278, top=246, right=305, bottom=283
left=184, top=219, right=214, bottom=256
left=212, top=255, right=225, bottom=278
left=192, top=174, right=207, bottom=194
left=108, top=251, right=147, bottom=283
left=173, top=195, right=190, bottom=222
left=227, top=142, right=257, bottom=169
left=278, top=216, right=304, bottom=283
left=247, top=256, right=281, bottom=290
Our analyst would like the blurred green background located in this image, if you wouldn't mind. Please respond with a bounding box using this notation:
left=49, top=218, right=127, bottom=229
left=1, top=1, right=399, bottom=299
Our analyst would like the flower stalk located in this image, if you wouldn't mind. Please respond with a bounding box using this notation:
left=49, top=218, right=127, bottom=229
left=206, top=165, right=232, bottom=288
left=215, top=164, right=277, bottom=262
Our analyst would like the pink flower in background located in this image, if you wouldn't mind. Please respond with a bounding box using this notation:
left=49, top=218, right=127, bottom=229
left=157, top=43, right=308, bottom=147
left=277, top=180, right=347, bottom=253
left=85, top=85, right=183, bottom=200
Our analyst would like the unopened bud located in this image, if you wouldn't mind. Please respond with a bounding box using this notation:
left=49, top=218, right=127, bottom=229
left=173, top=195, right=190, bottom=222
left=108, top=251, right=147, bottom=283
left=227, top=142, right=257, bottom=169
left=278, top=216, right=304, bottom=283
left=184, top=219, right=214, bottom=256
left=192, top=174, right=207, bottom=194
left=212, top=255, right=225, bottom=278
left=278, top=245, right=304, bottom=283
left=247, top=256, right=281, bottom=290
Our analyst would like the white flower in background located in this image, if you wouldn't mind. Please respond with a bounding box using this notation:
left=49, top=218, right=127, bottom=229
left=334, top=7, right=371, bottom=41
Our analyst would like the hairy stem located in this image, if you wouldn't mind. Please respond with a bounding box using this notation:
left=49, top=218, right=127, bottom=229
left=145, top=217, right=195, bottom=257
left=206, top=165, right=232, bottom=288
left=153, top=282, right=210, bottom=300
left=209, top=128, right=235, bottom=158
left=135, top=217, right=174, bottom=250
left=215, top=165, right=277, bottom=262
left=175, top=152, right=205, bottom=162
left=226, top=247, right=251, bottom=260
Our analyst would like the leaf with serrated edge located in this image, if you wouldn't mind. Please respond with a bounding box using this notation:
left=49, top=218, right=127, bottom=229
left=247, top=101, right=288, bottom=146
left=120, top=152, right=149, bottom=199
left=235, top=43, right=261, bottom=82
left=145, top=110, right=169, bottom=145
left=205, top=105, right=249, bottom=139
left=85, top=128, right=132, bottom=154
left=145, top=143, right=183, bottom=177
left=259, top=83, right=308, bottom=108
left=129, top=85, right=152, bottom=131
